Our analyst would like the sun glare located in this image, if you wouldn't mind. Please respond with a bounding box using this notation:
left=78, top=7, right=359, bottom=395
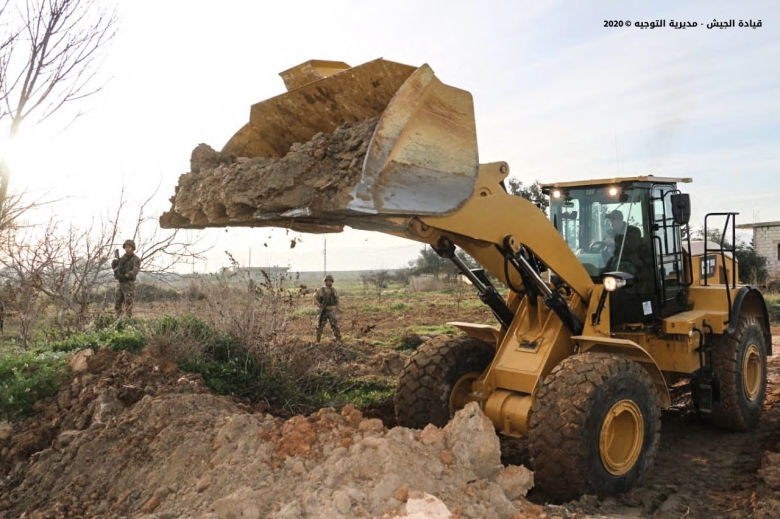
left=0, top=128, right=58, bottom=190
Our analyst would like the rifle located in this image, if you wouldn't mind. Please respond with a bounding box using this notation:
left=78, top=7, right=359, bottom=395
left=317, top=298, right=327, bottom=329
left=113, top=249, right=122, bottom=280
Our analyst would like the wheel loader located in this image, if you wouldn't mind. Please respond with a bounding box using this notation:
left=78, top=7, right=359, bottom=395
left=161, top=58, right=771, bottom=502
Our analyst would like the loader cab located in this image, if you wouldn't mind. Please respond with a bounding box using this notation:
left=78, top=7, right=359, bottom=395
left=543, top=176, right=693, bottom=326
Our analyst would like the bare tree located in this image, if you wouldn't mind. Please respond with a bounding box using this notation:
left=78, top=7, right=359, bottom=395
left=449, top=273, right=469, bottom=313
left=366, top=269, right=390, bottom=304
left=0, top=188, right=210, bottom=334
left=0, top=1, right=20, bottom=107
left=0, top=0, right=118, bottom=210
left=128, top=186, right=209, bottom=276
left=0, top=219, right=63, bottom=347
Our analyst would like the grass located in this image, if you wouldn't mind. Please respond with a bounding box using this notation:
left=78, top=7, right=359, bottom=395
left=292, top=307, right=319, bottom=318
left=314, top=376, right=395, bottom=408
left=388, top=302, right=413, bottom=311
left=407, top=324, right=457, bottom=336
left=766, top=293, right=780, bottom=324
left=0, top=277, right=497, bottom=421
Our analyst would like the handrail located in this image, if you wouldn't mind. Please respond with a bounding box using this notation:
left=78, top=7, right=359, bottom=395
left=703, top=212, right=739, bottom=325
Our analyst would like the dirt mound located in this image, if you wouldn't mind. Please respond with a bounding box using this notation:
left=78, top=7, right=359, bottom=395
left=160, top=118, right=378, bottom=230
left=0, top=348, right=541, bottom=518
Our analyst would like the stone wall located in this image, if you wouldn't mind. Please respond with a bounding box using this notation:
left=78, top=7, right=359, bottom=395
left=750, top=224, right=780, bottom=279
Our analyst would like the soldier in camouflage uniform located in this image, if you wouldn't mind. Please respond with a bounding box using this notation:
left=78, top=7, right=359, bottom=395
left=112, top=239, right=142, bottom=318
left=315, top=274, right=341, bottom=343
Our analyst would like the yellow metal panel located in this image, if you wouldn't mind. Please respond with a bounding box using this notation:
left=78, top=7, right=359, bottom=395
left=686, top=286, right=743, bottom=332
left=448, top=322, right=500, bottom=345
left=661, top=310, right=728, bottom=335
left=478, top=292, right=587, bottom=397
left=278, top=60, right=351, bottom=91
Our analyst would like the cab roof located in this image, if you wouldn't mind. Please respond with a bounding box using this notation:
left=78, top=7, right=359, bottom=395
left=540, top=176, right=692, bottom=190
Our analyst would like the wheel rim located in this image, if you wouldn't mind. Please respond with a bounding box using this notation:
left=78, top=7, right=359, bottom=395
left=743, top=343, right=762, bottom=401
left=449, top=372, right=479, bottom=416
left=600, top=399, right=644, bottom=476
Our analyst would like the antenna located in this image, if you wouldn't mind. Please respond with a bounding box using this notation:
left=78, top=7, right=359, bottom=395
left=614, top=132, right=620, bottom=173
left=323, top=237, right=327, bottom=275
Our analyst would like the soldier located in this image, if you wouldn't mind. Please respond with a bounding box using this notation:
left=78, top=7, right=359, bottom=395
left=112, top=239, right=142, bottom=318
left=314, top=274, right=341, bottom=343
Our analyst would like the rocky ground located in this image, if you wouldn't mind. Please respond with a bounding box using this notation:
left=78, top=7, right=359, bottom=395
left=0, top=348, right=539, bottom=519
left=1, top=330, right=779, bottom=518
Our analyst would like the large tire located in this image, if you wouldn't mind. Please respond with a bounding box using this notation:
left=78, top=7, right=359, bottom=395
left=528, top=353, right=661, bottom=503
left=702, top=315, right=768, bottom=431
left=394, top=335, right=494, bottom=428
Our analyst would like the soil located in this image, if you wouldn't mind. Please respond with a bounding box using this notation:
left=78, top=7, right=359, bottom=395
left=0, top=349, right=538, bottom=519
left=159, top=118, right=378, bottom=230
left=1, top=321, right=779, bottom=518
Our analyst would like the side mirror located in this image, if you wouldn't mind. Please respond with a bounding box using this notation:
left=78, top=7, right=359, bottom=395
left=670, top=193, right=691, bottom=225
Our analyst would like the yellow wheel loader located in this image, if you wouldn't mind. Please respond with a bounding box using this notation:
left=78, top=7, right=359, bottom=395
left=161, top=59, right=771, bottom=502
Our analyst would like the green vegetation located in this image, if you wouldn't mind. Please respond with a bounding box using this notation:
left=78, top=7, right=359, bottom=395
left=388, top=302, right=413, bottom=311
left=0, top=351, right=69, bottom=420
left=766, top=293, right=780, bottom=324
left=0, top=273, right=499, bottom=422
left=407, top=324, right=457, bottom=336
left=293, top=307, right=319, bottom=317
left=314, top=376, right=395, bottom=408
left=48, top=325, right=147, bottom=354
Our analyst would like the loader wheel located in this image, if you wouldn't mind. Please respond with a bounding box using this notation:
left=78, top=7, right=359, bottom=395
left=701, top=315, right=767, bottom=431
left=528, top=353, right=661, bottom=502
left=394, top=335, right=494, bottom=428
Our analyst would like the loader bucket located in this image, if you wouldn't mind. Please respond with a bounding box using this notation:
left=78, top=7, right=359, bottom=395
left=222, top=59, right=417, bottom=159
left=348, top=63, right=478, bottom=215
left=223, top=58, right=479, bottom=217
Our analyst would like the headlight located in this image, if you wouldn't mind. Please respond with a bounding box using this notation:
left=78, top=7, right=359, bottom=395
left=603, top=276, right=626, bottom=292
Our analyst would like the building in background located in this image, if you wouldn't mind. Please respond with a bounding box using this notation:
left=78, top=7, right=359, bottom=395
left=736, top=221, right=780, bottom=282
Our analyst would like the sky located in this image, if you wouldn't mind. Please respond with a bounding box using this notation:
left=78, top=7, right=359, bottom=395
left=2, top=0, right=779, bottom=273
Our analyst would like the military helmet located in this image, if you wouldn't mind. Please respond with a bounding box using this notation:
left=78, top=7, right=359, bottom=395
left=324, top=274, right=334, bottom=282
left=123, top=239, right=136, bottom=250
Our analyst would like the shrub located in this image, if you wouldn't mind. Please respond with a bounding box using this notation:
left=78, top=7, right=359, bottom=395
left=0, top=351, right=69, bottom=420
left=48, top=324, right=147, bottom=354
left=179, top=354, right=305, bottom=405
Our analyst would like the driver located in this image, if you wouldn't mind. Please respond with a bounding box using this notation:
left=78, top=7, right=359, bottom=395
left=604, top=210, right=642, bottom=272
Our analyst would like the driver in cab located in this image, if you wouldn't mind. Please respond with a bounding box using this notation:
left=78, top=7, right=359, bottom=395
left=603, top=209, right=642, bottom=273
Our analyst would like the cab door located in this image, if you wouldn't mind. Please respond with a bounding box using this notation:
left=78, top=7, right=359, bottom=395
left=651, top=184, right=688, bottom=316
